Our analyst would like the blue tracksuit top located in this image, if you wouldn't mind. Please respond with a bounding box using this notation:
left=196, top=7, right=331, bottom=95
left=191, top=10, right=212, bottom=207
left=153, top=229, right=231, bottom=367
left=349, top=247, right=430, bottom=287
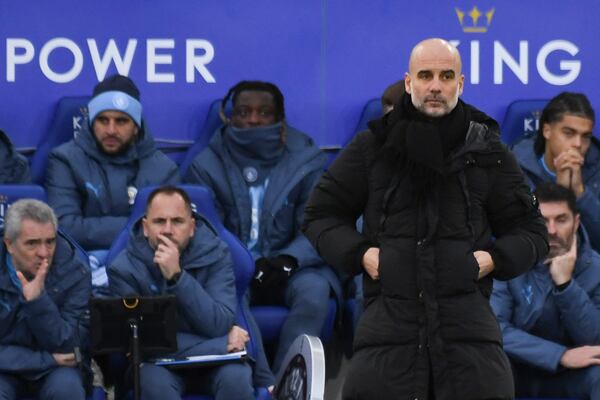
left=0, top=233, right=91, bottom=380
left=46, top=122, right=180, bottom=250
left=185, top=125, right=342, bottom=301
left=513, top=136, right=600, bottom=252
left=491, top=227, right=600, bottom=372
left=108, top=217, right=237, bottom=357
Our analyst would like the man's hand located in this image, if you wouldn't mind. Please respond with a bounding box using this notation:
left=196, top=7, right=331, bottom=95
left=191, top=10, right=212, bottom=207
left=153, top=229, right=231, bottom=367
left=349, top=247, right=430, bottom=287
left=154, top=234, right=182, bottom=280
left=474, top=251, right=495, bottom=279
left=52, top=352, right=77, bottom=367
left=362, top=247, right=380, bottom=280
left=554, top=149, right=585, bottom=198
left=227, top=325, right=249, bottom=353
left=547, top=233, right=577, bottom=286
left=560, top=346, right=600, bottom=369
left=17, top=258, right=49, bottom=301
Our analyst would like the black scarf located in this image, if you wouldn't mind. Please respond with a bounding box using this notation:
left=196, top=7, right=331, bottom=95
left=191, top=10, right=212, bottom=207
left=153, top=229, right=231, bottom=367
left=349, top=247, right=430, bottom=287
left=369, top=93, right=471, bottom=195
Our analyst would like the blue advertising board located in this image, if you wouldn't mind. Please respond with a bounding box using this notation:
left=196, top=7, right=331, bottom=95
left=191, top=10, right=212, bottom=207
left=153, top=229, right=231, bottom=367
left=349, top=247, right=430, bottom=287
left=0, top=0, right=596, bottom=150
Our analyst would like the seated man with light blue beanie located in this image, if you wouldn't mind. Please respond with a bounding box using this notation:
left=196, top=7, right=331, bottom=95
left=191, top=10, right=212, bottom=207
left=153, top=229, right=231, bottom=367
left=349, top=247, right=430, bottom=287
left=46, top=74, right=180, bottom=294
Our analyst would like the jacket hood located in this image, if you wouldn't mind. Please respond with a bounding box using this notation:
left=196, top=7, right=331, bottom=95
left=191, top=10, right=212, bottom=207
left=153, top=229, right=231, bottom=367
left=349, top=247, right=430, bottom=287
left=126, top=214, right=227, bottom=280
left=74, top=120, right=157, bottom=165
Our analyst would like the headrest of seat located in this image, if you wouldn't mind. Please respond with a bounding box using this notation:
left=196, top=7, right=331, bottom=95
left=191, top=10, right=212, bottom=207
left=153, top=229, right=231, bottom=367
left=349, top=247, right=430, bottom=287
left=0, top=184, right=47, bottom=230
left=501, top=99, right=548, bottom=146
left=31, top=96, right=90, bottom=184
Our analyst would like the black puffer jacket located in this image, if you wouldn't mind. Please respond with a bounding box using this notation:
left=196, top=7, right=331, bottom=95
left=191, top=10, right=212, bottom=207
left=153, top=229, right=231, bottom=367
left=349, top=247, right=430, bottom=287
left=303, top=105, right=548, bottom=400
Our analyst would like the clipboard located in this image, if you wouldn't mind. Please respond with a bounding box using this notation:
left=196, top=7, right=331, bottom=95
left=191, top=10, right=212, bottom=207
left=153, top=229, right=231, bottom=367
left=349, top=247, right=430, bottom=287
left=152, top=349, right=248, bottom=369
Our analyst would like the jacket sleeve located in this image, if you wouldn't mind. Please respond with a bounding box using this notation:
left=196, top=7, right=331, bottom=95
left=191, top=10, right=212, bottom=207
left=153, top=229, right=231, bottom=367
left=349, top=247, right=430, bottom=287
left=553, top=276, right=600, bottom=345
left=486, top=149, right=549, bottom=280
left=23, top=260, right=91, bottom=353
left=46, top=152, right=128, bottom=249
left=167, top=241, right=236, bottom=338
left=302, top=132, right=373, bottom=276
left=0, top=345, right=56, bottom=373
left=490, top=280, right=566, bottom=372
left=577, top=189, right=600, bottom=252
left=172, top=332, right=228, bottom=357
left=272, top=167, right=327, bottom=268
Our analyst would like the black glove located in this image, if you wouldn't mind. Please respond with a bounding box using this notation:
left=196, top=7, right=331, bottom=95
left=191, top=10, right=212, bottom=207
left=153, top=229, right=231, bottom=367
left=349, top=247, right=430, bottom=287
left=251, top=255, right=298, bottom=305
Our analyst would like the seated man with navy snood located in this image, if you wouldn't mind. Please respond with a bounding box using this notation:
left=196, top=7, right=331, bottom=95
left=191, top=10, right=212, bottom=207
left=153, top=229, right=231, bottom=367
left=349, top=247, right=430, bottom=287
left=107, top=186, right=261, bottom=400
left=46, top=74, right=180, bottom=292
left=185, top=80, right=341, bottom=374
left=0, top=199, right=91, bottom=400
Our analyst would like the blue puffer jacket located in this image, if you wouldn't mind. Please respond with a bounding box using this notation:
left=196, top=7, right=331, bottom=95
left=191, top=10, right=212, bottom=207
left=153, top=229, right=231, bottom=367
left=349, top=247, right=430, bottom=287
left=185, top=125, right=341, bottom=300
left=108, top=217, right=237, bottom=357
left=0, top=129, right=30, bottom=184
left=491, top=227, right=600, bottom=372
left=513, top=136, right=600, bottom=252
left=46, top=122, right=180, bottom=250
left=0, top=232, right=91, bottom=380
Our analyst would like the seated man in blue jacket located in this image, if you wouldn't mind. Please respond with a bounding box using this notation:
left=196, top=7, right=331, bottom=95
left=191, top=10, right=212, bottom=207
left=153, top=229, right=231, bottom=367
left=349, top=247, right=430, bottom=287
left=46, top=74, right=180, bottom=292
left=0, top=199, right=91, bottom=399
left=107, top=186, right=264, bottom=400
left=491, top=182, right=600, bottom=399
left=0, top=129, right=30, bottom=184
left=513, top=92, right=600, bottom=251
left=185, top=80, right=340, bottom=373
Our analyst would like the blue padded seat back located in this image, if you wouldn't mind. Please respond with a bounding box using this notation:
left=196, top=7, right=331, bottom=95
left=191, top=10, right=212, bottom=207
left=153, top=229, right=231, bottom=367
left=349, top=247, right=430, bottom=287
left=501, top=99, right=548, bottom=146
left=31, top=96, right=90, bottom=184
left=0, top=184, right=47, bottom=231
left=179, top=99, right=228, bottom=177
left=351, top=98, right=382, bottom=142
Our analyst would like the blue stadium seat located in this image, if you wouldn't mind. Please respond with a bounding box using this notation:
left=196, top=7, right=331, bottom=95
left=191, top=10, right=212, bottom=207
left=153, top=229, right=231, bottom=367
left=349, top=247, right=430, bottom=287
left=352, top=98, right=383, bottom=140
left=19, top=387, right=105, bottom=400
left=500, top=99, right=548, bottom=146
left=105, top=184, right=270, bottom=399
left=0, top=184, right=47, bottom=230
left=252, top=300, right=337, bottom=344
left=30, top=96, right=90, bottom=185
left=179, top=99, right=226, bottom=177
left=325, top=97, right=382, bottom=166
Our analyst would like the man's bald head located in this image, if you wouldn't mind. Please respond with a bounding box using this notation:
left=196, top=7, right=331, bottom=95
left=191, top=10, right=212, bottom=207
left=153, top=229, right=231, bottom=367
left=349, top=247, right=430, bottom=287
left=405, top=38, right=464, bottom=117
left=408, top=38, right=462, bottom=75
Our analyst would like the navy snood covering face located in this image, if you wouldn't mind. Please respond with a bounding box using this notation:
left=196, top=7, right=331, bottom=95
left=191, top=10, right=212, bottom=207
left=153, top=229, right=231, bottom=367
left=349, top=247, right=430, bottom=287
left=224, top=122, right=285, bottom=185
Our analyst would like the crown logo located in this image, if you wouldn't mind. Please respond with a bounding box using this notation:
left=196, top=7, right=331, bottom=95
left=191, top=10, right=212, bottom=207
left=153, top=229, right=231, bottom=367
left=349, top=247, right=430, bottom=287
left=455, top=6, right=495, bottom=33
left=531, top=110, right=542, bottom=120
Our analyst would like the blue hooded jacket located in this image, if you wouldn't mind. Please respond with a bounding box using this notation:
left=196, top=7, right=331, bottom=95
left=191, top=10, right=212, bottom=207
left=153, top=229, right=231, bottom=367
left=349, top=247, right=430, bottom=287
left=46, top=122, right=180, bottom=250
left=185, top=125, right=341, bottom=300
left=491, top=227, right=600, bottom=372
left=0, top=232, right=91, bottom=380
left=108, top=217, right=237, bottom=357
left=0, top=129, right=30, bottom=184
left=513, top=136, right=600, bottom=252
